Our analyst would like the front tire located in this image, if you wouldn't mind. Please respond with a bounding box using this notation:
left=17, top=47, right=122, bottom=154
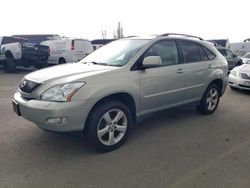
left=197, top=84, right=220, bottom=115
left=86, top=100, right=132, bottom=152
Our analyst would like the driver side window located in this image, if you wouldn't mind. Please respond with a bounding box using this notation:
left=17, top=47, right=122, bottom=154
left=226, top=49, right=235, bottom=59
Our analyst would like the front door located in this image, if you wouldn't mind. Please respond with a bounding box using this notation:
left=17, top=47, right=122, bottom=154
left=139, top=40, right=188, bottom=115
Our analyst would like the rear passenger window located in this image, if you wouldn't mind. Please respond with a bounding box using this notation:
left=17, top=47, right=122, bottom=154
left=144, top=40, right=179, bottom=66
left=202, top=46, right=216, bottom=60
left=180, top=40, right=201, bottom=63
left=198, top=45, right=209, bottom=61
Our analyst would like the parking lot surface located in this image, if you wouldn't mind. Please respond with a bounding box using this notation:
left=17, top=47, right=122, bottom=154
left=0, top=68, right=250, bottom=188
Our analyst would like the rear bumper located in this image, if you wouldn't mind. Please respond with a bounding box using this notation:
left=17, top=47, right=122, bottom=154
left=221, top=77, right=228, bottom=96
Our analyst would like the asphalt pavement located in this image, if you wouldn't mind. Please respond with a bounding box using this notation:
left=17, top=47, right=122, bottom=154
left=0, top=68, right=250, bottom=188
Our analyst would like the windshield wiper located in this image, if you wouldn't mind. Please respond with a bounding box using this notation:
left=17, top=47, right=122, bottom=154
left=81, top=61, right=109, bottom=66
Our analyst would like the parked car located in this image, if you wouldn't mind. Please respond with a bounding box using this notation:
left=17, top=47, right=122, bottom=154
left=12, top=33, right=228, bottom=152
left=228, top=62, right=250, bottom=90
left=40, top=38, right=93, bottom=65
left=0, top=36, right=50, bottom=72
left=241, top=52, right=250, bottom=64
left=216, top=47, right=242, bottom=70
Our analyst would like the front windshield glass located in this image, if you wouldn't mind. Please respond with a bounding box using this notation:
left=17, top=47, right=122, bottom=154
left=242, top=53, right=250, bottom=58
left=80, top=39, right=149, bottom=66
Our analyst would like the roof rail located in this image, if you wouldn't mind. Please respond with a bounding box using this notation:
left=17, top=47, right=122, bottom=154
left=123, top=36, right=139, bottom=38
left=158, top=33, right=203, bottom=40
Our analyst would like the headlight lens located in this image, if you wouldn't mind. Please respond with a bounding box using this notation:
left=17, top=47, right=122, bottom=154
left=230, top=69, right=237, bottom=77
left=41, top=82, right=85, bottom=101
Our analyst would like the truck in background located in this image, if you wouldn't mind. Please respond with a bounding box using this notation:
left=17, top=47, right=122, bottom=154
left=0, top=36, right=50, bottom=72
left=207, top=39, right=229, bottom=48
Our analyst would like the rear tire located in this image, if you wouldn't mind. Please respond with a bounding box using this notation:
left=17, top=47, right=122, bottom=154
left=197, top=84, right=220, bottom=115
left=4, top=57, right=16, bottom=73
left=59, top=58, right=66, bottom=64
left=86, top=100, right=132, bottom=152
left=35, top=62, right=48, bottom=69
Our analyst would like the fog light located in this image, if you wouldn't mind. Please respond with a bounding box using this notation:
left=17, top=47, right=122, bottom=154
left=46, top=117, right=67, bottom=125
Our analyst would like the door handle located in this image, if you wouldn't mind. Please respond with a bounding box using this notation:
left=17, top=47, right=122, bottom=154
left=208, top=64, right=220, bottom=69
left=176, top=68, right=184, bottom=74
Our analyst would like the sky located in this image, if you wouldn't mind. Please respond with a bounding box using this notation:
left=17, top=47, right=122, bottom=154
left=1, top=0, right=249, bottom=42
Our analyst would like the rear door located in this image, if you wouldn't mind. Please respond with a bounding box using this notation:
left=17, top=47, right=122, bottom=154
left=179, top=40, right=215, bottom=100
left=139, top=40, right=188, bottom=114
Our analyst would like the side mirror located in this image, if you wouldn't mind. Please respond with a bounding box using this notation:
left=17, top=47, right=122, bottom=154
left=142, top=56, right=162, bottom=69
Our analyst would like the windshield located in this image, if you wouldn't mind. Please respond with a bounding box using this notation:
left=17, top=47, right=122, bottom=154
left=80, top=39, right=149, bottom=66
left=242, top=53, right=250, bottom=58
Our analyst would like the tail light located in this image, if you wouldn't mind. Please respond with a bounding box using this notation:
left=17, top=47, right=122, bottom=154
left=71, top=40, right=75, bottom=50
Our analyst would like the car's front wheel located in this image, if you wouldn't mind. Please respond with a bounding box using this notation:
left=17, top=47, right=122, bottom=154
left=86, top=100, right=132, bottom=152
left=197, top=84, right=220, bottom=114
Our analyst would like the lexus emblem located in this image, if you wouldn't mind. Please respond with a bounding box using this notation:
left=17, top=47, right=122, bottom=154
left=20, top=80, right=27, bottom=88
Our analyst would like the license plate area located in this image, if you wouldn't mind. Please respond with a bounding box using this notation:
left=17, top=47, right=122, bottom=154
left=244, top=81, right=250, bottom=86
left=12, top=100, right=21, bottom=116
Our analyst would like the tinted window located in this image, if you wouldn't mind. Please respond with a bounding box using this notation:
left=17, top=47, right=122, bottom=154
left=225, top=49, right=235, bottom=58
left=217, top=49, right=227, bottom=56
left=144, top=40, right=179, bottom=66
left=180, top=40, right=200, bottom=63
left=198, top=45, right=209, bottom=61
left=202, top=46, right=216, bottom=60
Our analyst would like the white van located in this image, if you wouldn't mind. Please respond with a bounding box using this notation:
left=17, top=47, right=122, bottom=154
left=41, top=38, right=93, bottom=64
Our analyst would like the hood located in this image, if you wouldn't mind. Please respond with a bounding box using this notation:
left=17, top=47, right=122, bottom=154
left=25, top=63, right=117, bottom=83
left=235, top=64, right=250, bottom=72
left=241, top=58, right=250, bottom=64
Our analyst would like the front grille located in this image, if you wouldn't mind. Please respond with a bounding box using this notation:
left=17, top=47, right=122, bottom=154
left=240, top=73, right=250, bottom=80
left=19, top=79, right=41, bottom=93
left=239, top=84, right=250, bottom=89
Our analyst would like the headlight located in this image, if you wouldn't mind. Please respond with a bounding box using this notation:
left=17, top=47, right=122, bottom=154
left=230, top=69, right=237, bottom=77
left=41, top=82, right=85, bottom=102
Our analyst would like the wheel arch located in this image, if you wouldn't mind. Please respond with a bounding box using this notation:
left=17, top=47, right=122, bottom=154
left=59, top=57, right=66, bottom=64
left=208, top=79, right=223, bottom=96
left=5, top=50, right=13, bottom=58
left=84, top=92, right=137, bottom=133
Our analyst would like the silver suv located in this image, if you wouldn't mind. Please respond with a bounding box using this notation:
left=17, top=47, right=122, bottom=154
left=12, top=33, right=228, bottom=152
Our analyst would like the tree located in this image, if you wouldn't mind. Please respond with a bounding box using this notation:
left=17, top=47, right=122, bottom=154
left=101, top=30, right=107, bottom=39
left=113, top=22, right=124, bottom=39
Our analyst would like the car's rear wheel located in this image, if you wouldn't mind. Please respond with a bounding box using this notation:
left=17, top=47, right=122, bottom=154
left=86, top=100, right=131, bottom=152
left=59, top=58, right=66, bottom=64
left=197, top=84, right=220, bottom=114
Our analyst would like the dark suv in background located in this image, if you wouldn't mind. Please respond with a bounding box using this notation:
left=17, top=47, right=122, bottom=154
left=216, top=46, right=242, bottom=70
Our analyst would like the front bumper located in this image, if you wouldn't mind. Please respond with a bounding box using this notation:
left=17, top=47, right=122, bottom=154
left=228, top=75, right=250, bottom=90
left=13, top=92, right=95, bottom=132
